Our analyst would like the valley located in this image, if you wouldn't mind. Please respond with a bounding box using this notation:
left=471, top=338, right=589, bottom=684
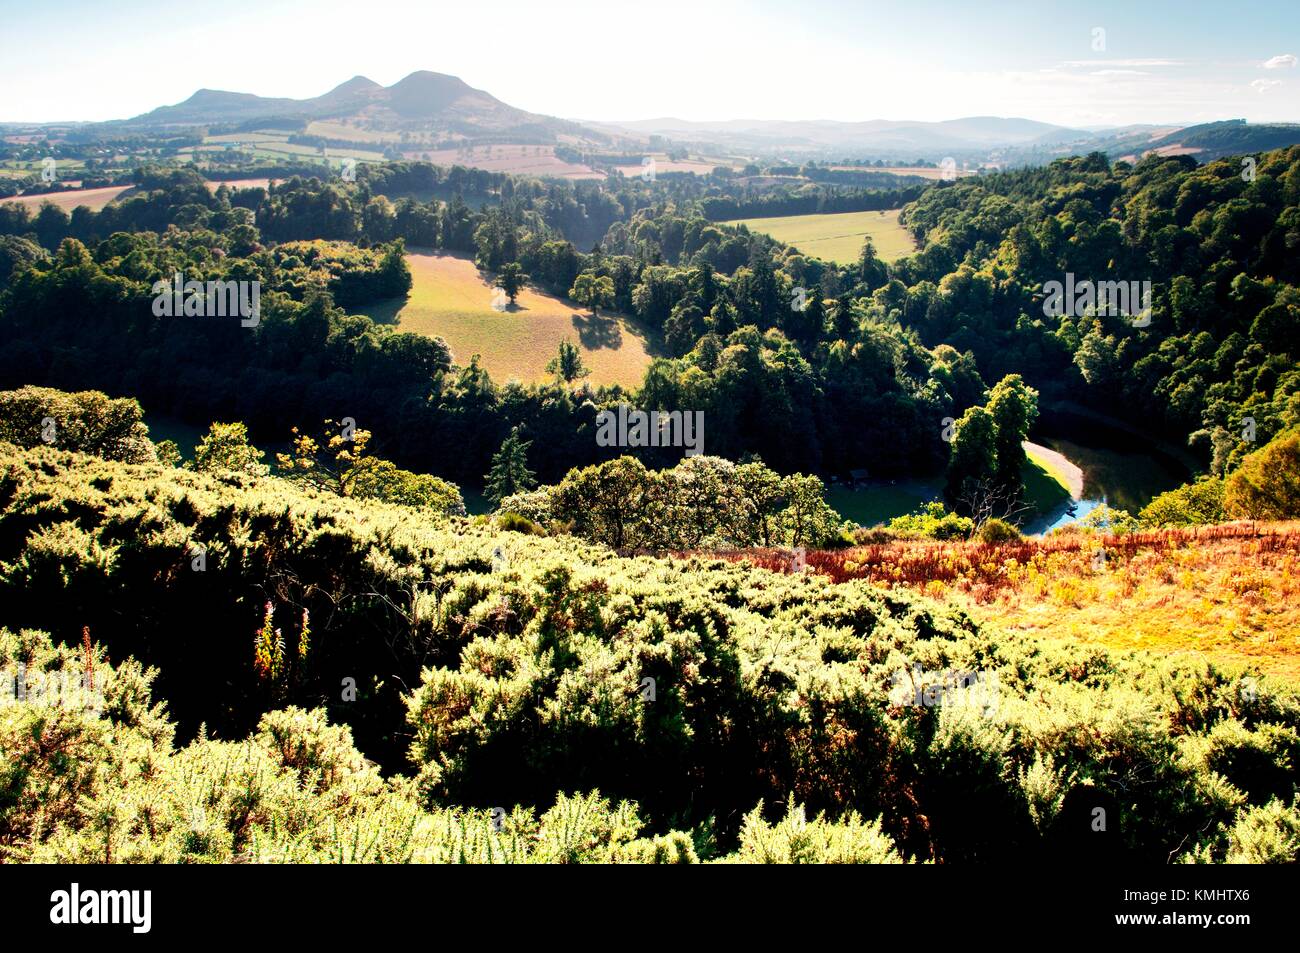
left=1, top=0, right=1299, bottom=883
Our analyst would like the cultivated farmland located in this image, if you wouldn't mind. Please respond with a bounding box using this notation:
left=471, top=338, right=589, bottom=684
left=723, top=208, right=918, bottom=264
left=0, top=184, right=133, bottom=212
left=366, top=250, right=658, bottom=386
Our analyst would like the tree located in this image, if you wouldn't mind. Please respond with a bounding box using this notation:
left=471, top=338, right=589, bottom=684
left=1224, top=429, right=1300, bottom=520
left=276, top=419, right=373, bottom=497
left=485, top=427, right=536, bottom=505
left=856, top=238, right=888, bottom=292
left=945, top=405, right=997, bottom=509
left=550, top=455, right=657, bottom=551
left=570, top=272, right=615, bottom=316
left=192, top=422, right=269, bottom=477
left=546, top=339, right=589, bottom=384
left=495, top=262, right=528, bottom=305
left=779, top=473, right=842, bottom=546
left=986, top=374, right=1038, bottom=495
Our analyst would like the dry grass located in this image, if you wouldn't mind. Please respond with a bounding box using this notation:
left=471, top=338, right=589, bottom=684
left=695, top=521, right=1300, bottom=682
left=0, top=185, right=133, bottom=212
left=363, top=250, right=658, bottom=387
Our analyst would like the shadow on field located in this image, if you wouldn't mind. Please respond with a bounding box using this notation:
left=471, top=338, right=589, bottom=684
left=357, top=295, right=407, bottom=325
left=571, top=311, right=623, bottom=349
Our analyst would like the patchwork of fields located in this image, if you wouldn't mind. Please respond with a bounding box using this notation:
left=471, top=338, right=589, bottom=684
left=364, top=251, right=658, bottom=386
left=723, top=208, right=918, bottom=264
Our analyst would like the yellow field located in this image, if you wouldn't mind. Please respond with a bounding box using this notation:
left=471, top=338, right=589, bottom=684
left=367, top=251, right=658, bottom=387
left=0, top=185, right=133, bottom=212
left=969, top=527, right=1300, bottom=682
left=723, top=208, right=918, bottom=264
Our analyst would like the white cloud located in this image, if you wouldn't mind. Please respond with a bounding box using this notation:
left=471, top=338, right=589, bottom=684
left=1251, top=79, right=1283, bottom=93
left=1062, top=59, right=1182, bottom=68
left=1262, top=54, right=1297, bottom=69
left=1091, top=70, right=1149, bottom=76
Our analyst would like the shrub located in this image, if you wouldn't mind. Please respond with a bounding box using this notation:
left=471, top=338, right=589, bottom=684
left=1140, top=477, right=1225, bottom=527
left=886, top=502, right=974, bottom=540
left=1224, top=429, right=1300, bottom=520
left=3, top=443, right=1299, bottom=863
left=0, top=385, right=157, bottom=464
left=734, top=798, right=903, bottom=864
left=976, top=517, right=1021, bottom=544
left=1077, top=504, right=1139, bottom=535
left=496, top=512, right=545, bottom=535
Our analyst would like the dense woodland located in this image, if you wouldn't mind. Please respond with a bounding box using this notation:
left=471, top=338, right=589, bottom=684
left=2, top=149, right=1296, bottom=506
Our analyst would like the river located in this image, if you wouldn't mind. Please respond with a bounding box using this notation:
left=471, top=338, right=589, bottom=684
left=1022, top=409, right=1192, bottom=534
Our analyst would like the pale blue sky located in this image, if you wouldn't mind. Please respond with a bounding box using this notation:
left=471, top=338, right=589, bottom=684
left=2, top=0, right=1297, bottom=125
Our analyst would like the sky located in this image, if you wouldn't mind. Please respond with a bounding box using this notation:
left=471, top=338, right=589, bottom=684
left=2, top=0, right=1298, bottom=127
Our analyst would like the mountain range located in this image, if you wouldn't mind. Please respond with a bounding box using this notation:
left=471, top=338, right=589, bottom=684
left=56, top=70, right=1300, bottom=164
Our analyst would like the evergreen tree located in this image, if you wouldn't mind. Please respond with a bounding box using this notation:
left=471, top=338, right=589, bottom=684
left=546, top=339, right=589, bottom=383
left=485, top=427, right=536, bottom=505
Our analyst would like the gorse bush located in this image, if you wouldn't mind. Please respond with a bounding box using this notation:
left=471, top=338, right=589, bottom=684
left=976, top=517, right=1021, bottom=544
left=2, top=444, right=1297, bottom=862
left=0, top=625, right=865, bottom=864
left=885, top=502, right=974, bottom=540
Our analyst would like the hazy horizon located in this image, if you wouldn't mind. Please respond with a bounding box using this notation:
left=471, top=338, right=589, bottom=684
left=3, top=0, right=1298, bottom=127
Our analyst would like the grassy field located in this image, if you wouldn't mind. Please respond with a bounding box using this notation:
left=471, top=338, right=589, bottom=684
left=825, top=446, right=1072, bottom=530
left=827, top=480, right=942, bottom=527
left=362, top=251, right=658, bottom=387
left=1022, top=442, right=1076, bottom=518
left=420, top=144, right=600, bottom=180
left=204, top=178, right=275, bottom=192
left=0, top=185, right=133, bottom=212
left=723, top=208, right=918, bottom=264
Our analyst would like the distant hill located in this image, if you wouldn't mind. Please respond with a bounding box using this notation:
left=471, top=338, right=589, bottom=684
left=595, top=115, right=1088, bottom=155
left=1115, top=119, right=1300, bottom=163
left=117, top=71, right=598, bottom=142
left=75, top=76, right=1300, bottom=166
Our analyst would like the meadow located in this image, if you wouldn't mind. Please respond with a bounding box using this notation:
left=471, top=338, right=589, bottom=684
left=722, top=208, right=918, bottom=264
left=362, top=250, right=659, bottom=386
